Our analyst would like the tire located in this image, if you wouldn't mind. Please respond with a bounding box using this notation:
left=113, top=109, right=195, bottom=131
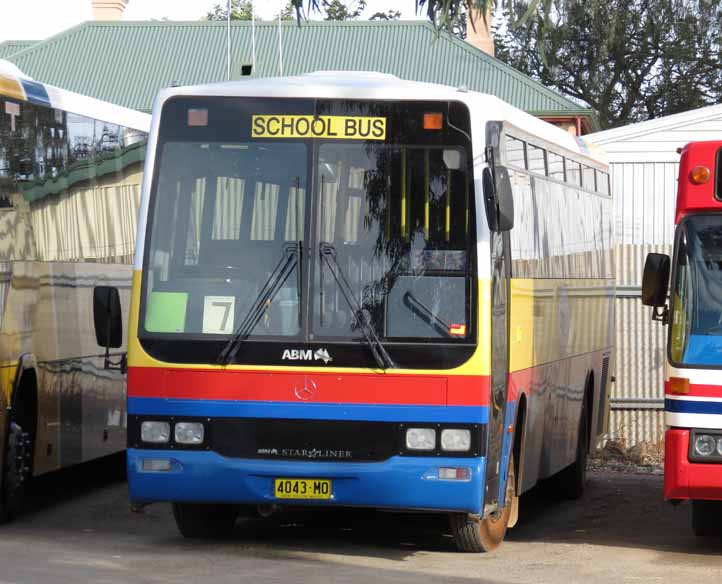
left=450, top=459, right=515, bottom=552
left=552, top=398, right=589, bottom=500
left=172, top=503, right=238, bottom=539
left=692, top=500, right=722, bottom=537
left=0, top=421, right=32, bottom=524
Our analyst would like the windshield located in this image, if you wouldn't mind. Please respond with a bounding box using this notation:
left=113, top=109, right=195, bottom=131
left=313, top=143, right=471, bottom=341
left=144, top=140, right=306, bottom=337
left=139, top=97, right=476, bottom=369
left=670, top=214, right=722, bottom=366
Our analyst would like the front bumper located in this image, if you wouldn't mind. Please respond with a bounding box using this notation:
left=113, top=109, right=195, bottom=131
left=128, top=448, right=485, bottom=514
left=664, top=428, right=722, bottom=501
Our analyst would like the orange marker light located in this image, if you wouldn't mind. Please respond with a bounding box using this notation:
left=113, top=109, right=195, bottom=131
left=668, top=377, right=690, bottom=395
left=689, top=165, right=711, bottom=184
left=423, top=112, right=443, bottom=130
left=188, top=108, right=208, bottom=127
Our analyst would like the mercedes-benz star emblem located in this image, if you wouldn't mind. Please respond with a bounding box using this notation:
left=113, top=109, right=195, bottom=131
left=294, top=376, right=318, bottom=401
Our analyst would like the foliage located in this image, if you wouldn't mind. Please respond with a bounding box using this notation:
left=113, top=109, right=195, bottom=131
left=493, top=0, right=722, bottom=129
left=205, top=0, right=253, bottom=20
left=369, top=10, right=402, bottom=21
left=322, top=0, right=366, bottom=20
left=206, top=0, right=296, bottom=21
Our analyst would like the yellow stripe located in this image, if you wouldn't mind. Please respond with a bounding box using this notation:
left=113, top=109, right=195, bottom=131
left=509, top=277, right=614, bottom=373
left=445, top=169, right=451, bottom=242
left=128, top=271, right=492, bottom=376
left=424, top=150, right=429, bottom=238
left=400, top=148, right=407, bottom=238
left=0, top=74, right=25, bottom=101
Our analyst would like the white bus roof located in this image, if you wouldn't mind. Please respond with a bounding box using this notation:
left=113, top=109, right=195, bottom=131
left=0, top=60, right=150, bottom=133
left=154, top=71, right=605, bottom=165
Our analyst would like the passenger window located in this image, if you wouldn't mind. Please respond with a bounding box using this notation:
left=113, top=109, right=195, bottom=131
left=547, top=151, right=565, bottom=181
left=582, top=166, right=596, bottom=191
left=596, top=170, right=610, bottom=195
left=566, top=159, right=581, bottom=185
left=527, top=144, right=546, bottom=174
left=505, top=136, right=526, bottom=169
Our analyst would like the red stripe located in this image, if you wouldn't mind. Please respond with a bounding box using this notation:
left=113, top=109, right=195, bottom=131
left=666, top=382, right=722, bottom=398
left=128, top=366, right=490, bottom=407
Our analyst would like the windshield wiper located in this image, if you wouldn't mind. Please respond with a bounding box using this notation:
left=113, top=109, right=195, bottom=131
left=216, top=242, right=300, bottom=365
left=402, top=291, right=453, bottom=338
left=319, top=242, right=396, bottom=370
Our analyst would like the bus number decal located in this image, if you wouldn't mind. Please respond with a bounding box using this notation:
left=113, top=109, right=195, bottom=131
left=202, top=296, right=235, bottom=334
left=251, top=115, right=386, bottom=140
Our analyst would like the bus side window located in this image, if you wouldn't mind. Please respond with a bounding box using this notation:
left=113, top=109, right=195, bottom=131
left=527, top=144, right=546, bottom=175
left=566, top=159, right=581, bottom=186
left=505, top=136, right=526, bottom=169
left=547, top=151, right=565, bottom=181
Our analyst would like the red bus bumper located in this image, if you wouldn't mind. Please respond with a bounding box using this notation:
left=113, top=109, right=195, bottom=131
left=665, top=428, right=722, bottom=501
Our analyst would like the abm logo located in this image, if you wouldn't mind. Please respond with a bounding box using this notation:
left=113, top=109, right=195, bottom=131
left=281, top=348, right=333, bottom=364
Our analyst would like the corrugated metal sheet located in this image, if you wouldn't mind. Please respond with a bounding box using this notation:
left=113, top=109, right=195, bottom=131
left=5, top=21, right=591, bottom=116
left=606, top=159, right=679, bottom=446
left=0, top=40, right=37, bottom=60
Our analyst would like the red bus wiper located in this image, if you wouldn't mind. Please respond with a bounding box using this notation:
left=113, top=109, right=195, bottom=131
left=319, top=242, right=396, bottom=370
left=216, top=242, right=300, bottom=365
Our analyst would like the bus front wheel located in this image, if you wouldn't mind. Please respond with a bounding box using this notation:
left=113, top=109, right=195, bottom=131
left=0, top=421, right=31, bottom=523
left=172, top=503, right=238, bottom=539
left=449, top=462, right=515, bottom=552
left=692, top=500, right=722, bottom=537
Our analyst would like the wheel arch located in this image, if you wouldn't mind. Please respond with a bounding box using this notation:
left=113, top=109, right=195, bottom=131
left=583, top=370, right=595, bottom=453
left=10, top=355, right=39, bottom=446
left=512, top=392, right=527, bottom=496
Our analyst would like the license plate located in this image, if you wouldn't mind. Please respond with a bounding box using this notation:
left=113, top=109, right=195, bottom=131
left=274, top=478, right=332, bottom=500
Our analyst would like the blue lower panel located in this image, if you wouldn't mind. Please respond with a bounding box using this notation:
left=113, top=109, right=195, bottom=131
left=128, top=449, right=485, bottom=514
left=127, top=397, right=488, bottom=423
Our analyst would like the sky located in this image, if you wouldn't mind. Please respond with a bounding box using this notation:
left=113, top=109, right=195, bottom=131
left=0, top=0, right=419, bottom=44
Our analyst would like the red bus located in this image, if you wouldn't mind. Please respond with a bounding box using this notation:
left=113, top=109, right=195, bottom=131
left=643, top=140, right=722, bottom=536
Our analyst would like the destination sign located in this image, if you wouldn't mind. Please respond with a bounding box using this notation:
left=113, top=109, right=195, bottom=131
left=251, top=115, right=386, bottom=140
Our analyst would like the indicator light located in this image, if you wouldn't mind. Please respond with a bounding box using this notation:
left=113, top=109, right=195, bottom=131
left=188, top=108, right=208, bottom=127
left=423, top=112, right=443, bottom=130
left=689, top=165, right=711, bottom=184
left=668, top=377, right=689, bottom=394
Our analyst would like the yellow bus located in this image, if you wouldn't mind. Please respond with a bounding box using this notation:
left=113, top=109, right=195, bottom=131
left=0, top=60, right=148, bottom=521
left=127, top=72, right=613, bottom=551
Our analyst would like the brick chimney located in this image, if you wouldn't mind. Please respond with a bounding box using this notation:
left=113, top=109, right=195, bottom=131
left=466, top=3, right=495, bottom=57
left=92, top=0, right=129, bottom=20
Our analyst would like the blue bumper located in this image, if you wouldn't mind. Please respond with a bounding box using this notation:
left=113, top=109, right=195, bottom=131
left=128, top=449, right=485, bottom=514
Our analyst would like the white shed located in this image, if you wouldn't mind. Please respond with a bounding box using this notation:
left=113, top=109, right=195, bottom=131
left=589, top=104, right=722, bottom=445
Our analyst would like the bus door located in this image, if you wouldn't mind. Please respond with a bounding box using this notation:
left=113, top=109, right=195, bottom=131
left=483, top=123, right=512, bottom=515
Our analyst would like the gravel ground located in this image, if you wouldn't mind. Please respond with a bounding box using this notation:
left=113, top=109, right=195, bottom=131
left=0, top=457, right=718, bottom=583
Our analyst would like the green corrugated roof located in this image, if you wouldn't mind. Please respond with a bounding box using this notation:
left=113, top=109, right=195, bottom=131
left=0, top=40, right=38, bottom=59
left=5, top=20, right=592, bottom=120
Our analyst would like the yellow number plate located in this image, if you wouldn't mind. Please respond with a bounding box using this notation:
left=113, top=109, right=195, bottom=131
left=274, top=478, right=332, bottom=500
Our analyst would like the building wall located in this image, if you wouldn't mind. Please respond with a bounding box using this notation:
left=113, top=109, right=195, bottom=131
left=591, top=107, right=722, bottom=445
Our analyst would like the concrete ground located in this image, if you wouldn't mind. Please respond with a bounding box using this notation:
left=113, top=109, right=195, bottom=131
left=0, top=457, right=719, bottom=583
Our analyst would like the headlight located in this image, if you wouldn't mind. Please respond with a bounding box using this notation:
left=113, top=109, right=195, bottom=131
left=141, top=421, right=170, bottom=444
left=175, top=422, right=204, bottom=445
left=405, top=428, right=436, bottom=451
left=717, top=437, right=722, bottom=457
left=441, top=429, right=471, bottom=452
left=694, top=434, right=717, bottom=457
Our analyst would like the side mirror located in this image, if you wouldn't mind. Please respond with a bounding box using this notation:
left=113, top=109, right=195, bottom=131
left=483, top=166, right=514, bottom=232
left=641, top=253, right=671, bottom=307
left=93, top=286, right=122, bottom=348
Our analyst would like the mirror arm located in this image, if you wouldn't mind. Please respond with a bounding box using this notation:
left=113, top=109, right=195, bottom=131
left=104, top=350, right=127, bottom=374
left=652, top=304, right=669, bottom=325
